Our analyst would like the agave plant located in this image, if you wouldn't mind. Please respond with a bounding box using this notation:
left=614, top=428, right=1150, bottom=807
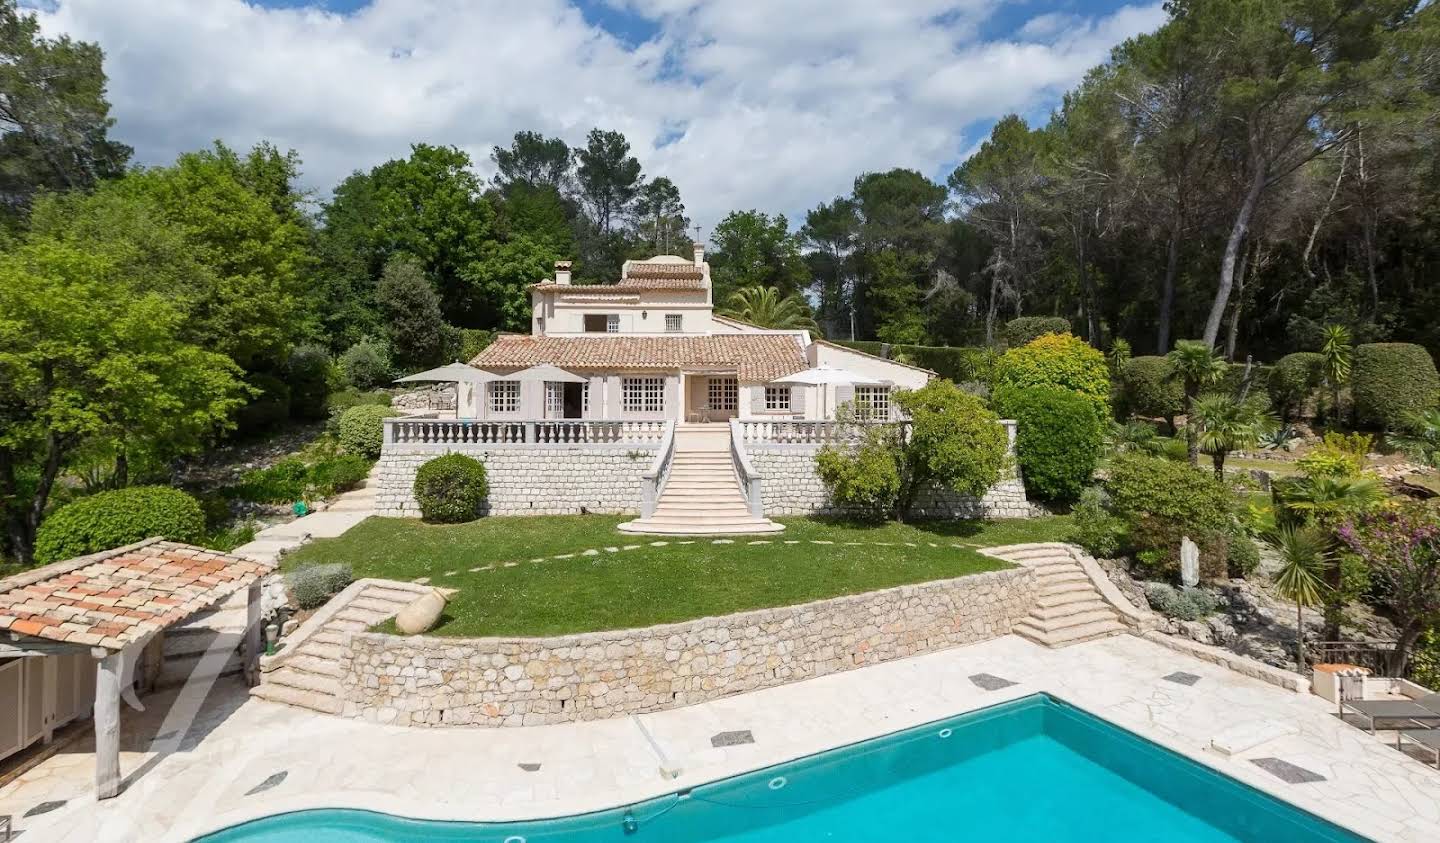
left=1391, top=408, right=1440, bottom=467
left=1258, top=425, right=1302, bottom=452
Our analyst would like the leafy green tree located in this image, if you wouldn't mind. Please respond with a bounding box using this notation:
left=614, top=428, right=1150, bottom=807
left=576, top=128, right=643, bottom=236
left=1166, top=340, right=1227, bottom=466
left=709, top=210, right=810, bottom=301
left=0, top=0, right=131, bottom=214
left=466, top=236, right=558, bottom=331
left=800, top=198, right=859, bottom=337
left=490, top=130, right=572, bottom=191
left=632, top=176, right=688, bottom=254
left=377, top=254, right=451, bottom=371
left=1192, top=393, right=1276, bottom=479
left=0, top=241, right=245, bottom=563
left=1265, top=525, right=1330, bottom=668
left=721, top=286, right=817, bottom=331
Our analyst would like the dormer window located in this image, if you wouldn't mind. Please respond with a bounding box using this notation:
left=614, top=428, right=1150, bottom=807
left=665, top=314, right=682, bottom=333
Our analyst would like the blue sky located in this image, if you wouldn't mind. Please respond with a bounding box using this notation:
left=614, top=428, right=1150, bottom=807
left=36, top=0, right=1167, bottom=229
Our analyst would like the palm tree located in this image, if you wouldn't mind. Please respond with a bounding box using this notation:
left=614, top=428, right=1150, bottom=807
left=721, top=286, right=819, bottom=331
left=1265, top=525, right=1330, bottom=669
left=1319, top=324, right=1352, bottom=423
left=1166, top=340, right=1227, bottom=467
left=1192, top=393, right=1276, bottom=480
left=1276, top=473, right=1384, bottom=639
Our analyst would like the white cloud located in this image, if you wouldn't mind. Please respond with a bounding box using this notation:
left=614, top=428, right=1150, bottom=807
left=34, top=0, right=1166, bottom=231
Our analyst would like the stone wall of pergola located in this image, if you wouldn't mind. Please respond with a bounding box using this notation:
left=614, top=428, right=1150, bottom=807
left=0, top=538, right=272, bottom=798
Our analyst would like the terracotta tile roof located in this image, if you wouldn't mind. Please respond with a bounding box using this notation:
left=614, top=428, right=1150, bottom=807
left=0, top=538, right=274, bottom=651
left=472, top=333, right=809, bottom=382
left=616, top=261, right=706, bottom=290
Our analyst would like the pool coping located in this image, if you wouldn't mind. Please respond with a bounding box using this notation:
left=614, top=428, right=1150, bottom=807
left=171, top=678, right=1379, bottom=843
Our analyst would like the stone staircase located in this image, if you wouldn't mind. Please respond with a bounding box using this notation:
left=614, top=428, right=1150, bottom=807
left=986, top=543, right=1128, bottom=647
left=250, top=579, right=432, bottom=714
left=619, top=423, right=783, bottom=535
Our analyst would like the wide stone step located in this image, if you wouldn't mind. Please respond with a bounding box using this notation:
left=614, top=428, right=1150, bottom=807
left=1014, top=618, right=1125, bottom=648
left=349, top=596, right=407, bottom=614
left=1035, top=571, right=1089, bottom=588
left=1035, top=587, right=1102, bottom=609
left=618, top=519, right=785, bottom=535
left=250, top=681, right=341, bottom=715
left=363, top=586, right=431, bottom=605
left=1032, top=561, right=1079, bottom=575
left=265, top=666, right=342, bottom=696
left=309, top=630, right=349, bottom=647
left=282, top=654, right=344, bottom=678
left=336, top=607, right=390, bottom=626
left=296, top=641, right=346, bottom=662
left=653, top=501, right=751, bottom=515
left=1029, top=604, right=1115, bottom=625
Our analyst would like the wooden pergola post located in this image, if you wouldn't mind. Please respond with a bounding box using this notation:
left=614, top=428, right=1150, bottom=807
left=243, top=580, right=262, bottom=686
left=93, top=646, right=125, bottom=799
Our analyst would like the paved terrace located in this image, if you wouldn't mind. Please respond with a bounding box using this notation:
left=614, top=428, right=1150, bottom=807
left=3, top=633, right=1439, bottom=841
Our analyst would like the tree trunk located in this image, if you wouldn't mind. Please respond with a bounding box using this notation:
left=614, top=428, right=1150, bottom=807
left=1226, top=240, right=1251, bottom=362
left=1204, top=154, right=1267, bottom=348
left=1212, top=451, right=1225, bottom=481
left=1296, top=604, right=1306, bottom=670
left=984, top=271, right=1001, bottom=346
left=1184, top=391, right=1199, bottom=467
left=1302, top=142, right=1347, bottom=280
left=114, top=450, right=129, bottom=489
left=1158, top=215, right=1182, bottom=353
left=1388, top=620, right=1425, bottom=677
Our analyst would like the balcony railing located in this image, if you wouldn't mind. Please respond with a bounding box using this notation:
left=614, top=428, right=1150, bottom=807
left=384, top=418, right=670, bottom=448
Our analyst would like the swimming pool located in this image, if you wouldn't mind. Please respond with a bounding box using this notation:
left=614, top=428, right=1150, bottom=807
left=198, top=694, right=1366, bottom=842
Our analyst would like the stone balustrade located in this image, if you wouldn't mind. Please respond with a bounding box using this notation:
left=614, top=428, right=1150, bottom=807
left=384, top=418, right=670, bottom=449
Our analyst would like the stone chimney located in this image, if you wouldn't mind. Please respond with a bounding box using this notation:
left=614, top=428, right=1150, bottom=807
left=554, top=260, right=572, bottom=285
left=692, top=242, right=705, bottom=268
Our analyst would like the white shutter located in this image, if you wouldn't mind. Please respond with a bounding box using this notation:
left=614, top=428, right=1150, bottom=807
left=835, top=384, right=855, bottom=414
left=792, top=385, right=806, bottom=416
left=750, top=387, right=766, bottom=414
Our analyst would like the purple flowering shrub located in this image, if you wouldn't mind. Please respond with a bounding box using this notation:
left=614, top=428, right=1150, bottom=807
left=1339, top=504, right=1440, bottom=675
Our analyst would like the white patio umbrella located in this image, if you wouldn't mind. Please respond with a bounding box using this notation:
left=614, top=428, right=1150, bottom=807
left=772, top=364, right=883, bottom=420
left=508, top=363, right=588, bottom=383
left=393, top=361, right=498, bottom=385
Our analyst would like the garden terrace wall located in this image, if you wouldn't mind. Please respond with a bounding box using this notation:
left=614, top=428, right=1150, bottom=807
left=337, top=566, right=1035, bottom=727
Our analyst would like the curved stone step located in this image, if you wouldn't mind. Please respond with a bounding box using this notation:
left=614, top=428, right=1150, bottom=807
left=1015, top=618, right=1125, bottom=648
left=618, top=519, right=785, bottom=535
left=251, top=681, right=341, bottom=715
left=282, top=654, right=344, bottom=678
left=1029, top=605, right=1116, bottom=626
left=265, top=666, right=342, bottom=696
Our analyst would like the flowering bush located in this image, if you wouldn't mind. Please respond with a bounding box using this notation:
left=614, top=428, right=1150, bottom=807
left=1339, top=504, right=1440, bottom=674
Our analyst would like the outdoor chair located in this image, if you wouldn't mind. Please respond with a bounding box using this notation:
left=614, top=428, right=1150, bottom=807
left=1398, top=729, right=1440, bottom=769
left=1340, top=694, right=1440, bottom=734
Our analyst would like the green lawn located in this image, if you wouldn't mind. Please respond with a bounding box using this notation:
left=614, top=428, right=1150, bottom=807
left=283, top=514, right=1072, bottom=637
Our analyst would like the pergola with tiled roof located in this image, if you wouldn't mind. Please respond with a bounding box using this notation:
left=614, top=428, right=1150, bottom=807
left=472, top=333, right=810, bottom=382
left=0, top=538, right=272, bottom=798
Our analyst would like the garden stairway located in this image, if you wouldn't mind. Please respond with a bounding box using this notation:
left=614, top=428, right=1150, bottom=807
left=619, top=423, right=783, bottom=535
left=984, top=543, right=1130, bottom=647
left=250, top=579, right=433, bottom=715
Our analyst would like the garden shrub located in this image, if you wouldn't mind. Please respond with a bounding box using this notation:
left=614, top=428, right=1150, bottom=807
left=457, top=328, right=497, bottom=362
left=1120, top=356, right=1183, bottom=422
left=327, top=388, right=393, bottom=413
left=1143, top=582, right=1221, bottom=621
left=1227, top=530, right=1261, bottom=578
left=34, top=486, right=206, bottom=563
left=1069, top=486, right=1125, bottom=558
left=414, top=454, right=489, bottom=523
left=816, top=432, right=903, bottom=520
left=1268, top=353, right=1324, bottom=420
left=1104, top=454, right=1233, bottom=578
left=993, top=333, right=1110, bottom=423
left=226, top=454, right=372, bottom=504
left=285, top=344, right=334, bottom=421
left=1352, top=343, right=1440, bottom=430
left=234, top=373, right=291, bottom=435
left=337, top=404, right=391, bottom=459
left=339, top=337, right=393, bottom=390
left=1219, top=363, right=1271, bottom=399
left=1296, top=431, right=1371, bottom=478
left=286, top=563, right=354, bottom=610
left=993, top=385, right=1102, bottom=503
left=1003, top=316, right=1071, bottom=348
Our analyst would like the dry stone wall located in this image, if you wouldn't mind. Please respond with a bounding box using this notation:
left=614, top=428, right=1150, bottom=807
left=750, top=445, right=1031, bottom=520
left=375, top=446, right=656, bottom=517
left=337, top=567, right=1035, bottom=727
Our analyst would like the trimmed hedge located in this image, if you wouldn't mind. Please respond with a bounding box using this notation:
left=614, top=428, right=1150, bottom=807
left=337, top=404, right=391, bottom=459
left=35, top=486, right=206, bottom=564
left=1003, top=316, right=1071, bottom=348
left=1352, top=343, right=1440, bottom=430
left=1103, top=453, right=1233, bottom=579
left=414, top=453, right=489, bottom=522
left=1220, top=363, right=1273, bottom=400
left=1120, top=356, right=1183, bottom=421
left=994, top=385, right=1103, bottom=503
left=1269, top=352, right=1324, bottom=420
left=993, top=333, right=1110, bottom=423
left=829, top=340, right=887, bottom=357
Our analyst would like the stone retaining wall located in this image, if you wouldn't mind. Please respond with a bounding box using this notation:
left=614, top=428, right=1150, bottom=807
left=375, top=446, right=657, bottom=517
left=750, top=445, right=1031, bottom=520
left=337, top=566, right=1035, bottom=727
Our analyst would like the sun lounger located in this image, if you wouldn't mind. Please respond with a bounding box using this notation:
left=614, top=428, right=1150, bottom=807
left=1341, top=695, right=1440, bottom=734
left=1398, top=729, right=1440, bottom=769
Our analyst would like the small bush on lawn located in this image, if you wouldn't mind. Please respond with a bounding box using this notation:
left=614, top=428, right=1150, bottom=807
left=337, top=404, right=391, bottom=459
left=1144, top=582, right=1220, bottom=621
left=993, top=333, right=1110, bottom=423
left=1070, top=486, right=1125, bottom=558
left=1003, top=316, right=1071, bottom=348
left=285, top=344, right=334, bottom=421
left=339, top=337, right=393, bottom=390
left=1120, top=356, right=1183, bottom=424
left=414, top=454, right=489, bottom=523
left=1352, top=343, right=1440, bottom=430
left=1268, top=352, right=1324, bottom=420
left=35, top=486, right=206, bottom=563
left=1104, top=454, right=1233, bottom=578
left=287, top=563, right=353, bottom=610
left=993, top=385, right=1102, bottom=503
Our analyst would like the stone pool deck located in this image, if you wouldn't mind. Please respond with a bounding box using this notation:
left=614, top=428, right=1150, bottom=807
left=3, top=633, right=1439, bottom=842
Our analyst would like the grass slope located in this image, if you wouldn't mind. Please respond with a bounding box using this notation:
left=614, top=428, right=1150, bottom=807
left=283, top=514, right=1071, bottom=637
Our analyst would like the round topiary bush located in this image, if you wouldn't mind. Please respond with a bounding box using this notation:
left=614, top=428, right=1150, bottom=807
left=34, top=486, right=206, bottom=564
left=1268, top=352, right=1324, bottom=421
left=337, top=404, right=391, bottom=459
left=414, top=453, right=488, bottom=523
left=1003, top=316, right=1071, bottom=348
left=1120, top=356, right=1183, bottom=422
left=1352, top=343, right=1440, bottom=430
left=339, top=337, right=393, bottom=390
left=993, top=385, right=1103, bottom=503
left=992, top=332, right=1111, bottom=423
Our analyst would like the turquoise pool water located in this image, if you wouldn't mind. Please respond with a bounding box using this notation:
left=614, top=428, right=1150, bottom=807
left=199, top=694, right=1366, bottom=842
